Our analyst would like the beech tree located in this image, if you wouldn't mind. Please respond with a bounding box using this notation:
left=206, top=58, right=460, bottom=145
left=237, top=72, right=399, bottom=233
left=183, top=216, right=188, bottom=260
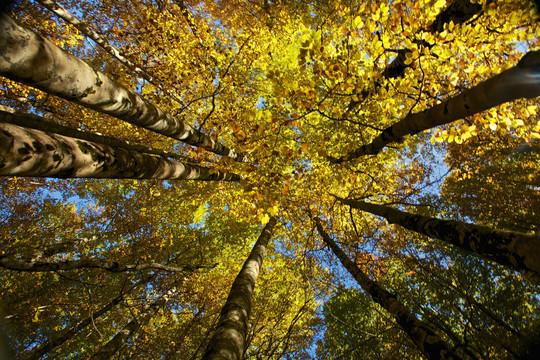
left=204, top=217, right=277, bottom=360
left=314, top=217, right=459, bottom=360
left=1, top=0, right=540, bottom=359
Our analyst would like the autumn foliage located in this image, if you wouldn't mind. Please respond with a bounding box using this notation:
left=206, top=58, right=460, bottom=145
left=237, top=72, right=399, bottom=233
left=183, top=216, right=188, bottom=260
left=1, top=0, right=540, bottom=359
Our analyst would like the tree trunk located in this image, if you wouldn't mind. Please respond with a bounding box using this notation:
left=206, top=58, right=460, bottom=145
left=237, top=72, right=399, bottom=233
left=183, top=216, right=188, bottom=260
left=329, top=50, right=540, bottom=162
left=0, top=13, right=244, bottom=161
left=20, top=275, right=153, bottom=360
left=314, top=217, right=461, bottom=360
left=0, top=256, right=210, bottom=273
left=0, top=121, right=240, bottom=181
left=203, top=217, right=277, bottom=360
left=0, top=104, right=197, bottom=163
left=383, top=0, right=483, bottom=79
left=338, top=197, right=540, bottom=277
left=35, top=0, right=187, bottom=101
left=91, top=291, right=171, bottom=360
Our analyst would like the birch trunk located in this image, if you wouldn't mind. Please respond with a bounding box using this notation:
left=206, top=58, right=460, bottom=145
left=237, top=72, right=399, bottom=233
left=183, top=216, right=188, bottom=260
left=203, top=217, right=277, bottom=360
left=314, top=217, right=461, bottom=360
left=330, top=50, right=540, bottom=162
left=338, top=197, right=540, bottom=277
left=0, top=14, right=244, bottom=161
left=0, top=121, right=240, bottom=181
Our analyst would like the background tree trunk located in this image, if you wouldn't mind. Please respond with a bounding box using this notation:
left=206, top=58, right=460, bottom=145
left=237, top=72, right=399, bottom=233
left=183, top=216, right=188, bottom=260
left=314, top=217, right=461, bottom=360
left=20, top=275, right=153, bottom=360
left=91, top=291, right=171, bottom=360
left=338, top=197, right=540, bottom=277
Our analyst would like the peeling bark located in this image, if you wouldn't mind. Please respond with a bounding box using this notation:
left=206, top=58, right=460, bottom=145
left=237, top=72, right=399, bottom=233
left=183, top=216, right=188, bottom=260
left=330, top=50, right=540, bottom=163
left=314, top=217, right=461, bottom=360
left=0, top=13, right=245, bottom=161
left=338, top=197, right=540, bottom=277
left=0, top=121, right=240, bottom=181
left=203, top=217, right=277, bottom=360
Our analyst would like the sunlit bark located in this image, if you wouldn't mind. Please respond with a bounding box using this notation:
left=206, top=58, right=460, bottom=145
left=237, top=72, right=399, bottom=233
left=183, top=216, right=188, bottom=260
left=203, top=217, right=277, bottom=360
left=330, top=51, right=540, bottom=162
left=0, top=13, right=245, bottom=161
left=0, top=121, right=240, bottom=181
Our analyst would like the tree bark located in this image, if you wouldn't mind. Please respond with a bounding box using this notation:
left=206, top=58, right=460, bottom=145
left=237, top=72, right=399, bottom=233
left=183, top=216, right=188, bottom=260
left=383, top=0, right=483, bottom=79
left=338, top=197, right=540, bottom=277
left=203, top=217, right=277, bottom=360
left=0, top=104, right=201, bottom=163
left=20, top=275, right=153, bottom=360
left=91, top=291, right=171, bottom=360
left=0, top=121, right=240, bottom=181
left=0, top=13, right=245, bottom=161
left=34, top=0, right=189, bottom=104
left=314, top=217, right=461, bottom=360
left=330, top=50, right=540, bottom=163
left=0, top=256, right=210, bottom=273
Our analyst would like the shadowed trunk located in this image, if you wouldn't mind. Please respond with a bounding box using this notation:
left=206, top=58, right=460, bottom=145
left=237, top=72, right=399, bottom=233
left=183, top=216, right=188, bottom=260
left=203, top=217, right=277, bottom=360
left=0, top=256, right=211, bottom=273
left=338, top=197, right=540, bottom=277
left=0, top=121, right=240, bottom=181
left=314, top=217, right=461, bottom=360
left=91, top=291, right=171, bottom=360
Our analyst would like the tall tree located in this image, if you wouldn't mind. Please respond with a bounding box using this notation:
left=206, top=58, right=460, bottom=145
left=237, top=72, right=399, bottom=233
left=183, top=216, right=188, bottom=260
left=314, top=216, right=460, bottom=360
left=203, top=217, right=277, bottom=360
left=329, top=50, right=540, bottom=162
left=91, top=290, right=172, bottom=360
left=1, top=0, right=539, bottom=358
left=19, top=275, right=154, bottom=360
left=336, top=197, right=540, bottom=277
left=0, top=13, right=244, bottom=160
left=0, top=121, right=239, bottom=181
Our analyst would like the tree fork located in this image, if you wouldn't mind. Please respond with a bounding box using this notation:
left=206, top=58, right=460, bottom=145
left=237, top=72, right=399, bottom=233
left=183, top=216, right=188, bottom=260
left=314, top=217, right=461, bottom=360
left=0, top=121, right=240, bottom=181
left=0, top=14, right=245, bottom=161
left=338, top=197, right=540, bottom=277
left=203, top=217, right=278, bottom=360
left=330, top=50, right=540, bottom=163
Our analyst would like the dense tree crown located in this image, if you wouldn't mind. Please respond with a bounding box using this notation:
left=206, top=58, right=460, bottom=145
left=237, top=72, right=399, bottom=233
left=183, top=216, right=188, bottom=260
left=0, top=0, right=539, bottom=359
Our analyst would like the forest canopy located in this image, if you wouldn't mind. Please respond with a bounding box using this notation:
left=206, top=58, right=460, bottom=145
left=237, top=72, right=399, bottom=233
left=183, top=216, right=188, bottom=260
left=1, top=0, right=540, bottom=359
